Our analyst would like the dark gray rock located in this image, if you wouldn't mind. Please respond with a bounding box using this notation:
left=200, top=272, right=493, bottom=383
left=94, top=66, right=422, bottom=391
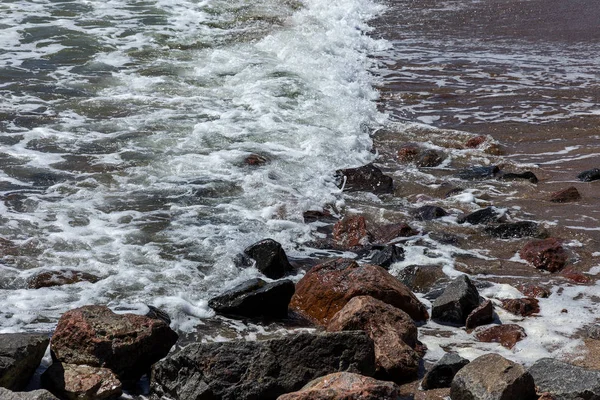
left=431, top=275, right=480, bottom=325
left=416, top=150, right=444, bottom=168
left=483, top=221, right=542, bottom=239
left=243, top=239, right=293, bottom=279
left=145, top=305, right=172, bottom=325
left=0, top=333, right=49, bottom=391
left=451, top=353, right=536, bottom=400
left=0, top=388, right=58, bottom=400
left=412, top=205, right=448, bottom=221
left=369, top=245, right=405, bottom=269
left=208, top=278, right=295, bottom=318
left=455, top=166, right=500, bottom=180
left=528, top=358, right=600, bottom=400
left=578, top=168, right=600, bottom=182
left=499, top=171, right=538, bottom=184
left=335, top=164, right=393, bottom=194
left=422, top=352, right=469, bottom=390
left=151, top=331, right=376, bottom=400
left=457, top=207, right=503, bottom=225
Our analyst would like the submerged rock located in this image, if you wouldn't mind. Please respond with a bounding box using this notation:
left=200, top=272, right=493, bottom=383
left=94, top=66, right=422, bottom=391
left=42, top=362, right=122, bottom=400
left=335, top=164, right=393, bottom=194
left=475, top=324, right=526, bottom=349
left=431, top=275, right=480, bottom=325
left=457, top=207, right=503, bottom=225
left=550, top=186, right=581, bottom=203
left=577, top=168, right=600, bottom=182
left=455, top=165, right=500, bottom=180
left=332, top=216, right=371, bottom=249
left=242, top=238, right=294, bottom=279
left=412, top=205, right=448, bottom=221
left=397, top=143, right=421, bottom=163
left=0, top=333, right=50, bottom=391
left=416, top=150, right=444, bottom=168
left=498, top=171, right=538, bottom=184
left=528, top=358, right=600, bottom=400
left=519, top=238, right=567, bottom=273
left=421, top=352, right=469, bottom=390
left=27, top=269, right=100, bottom=289
left=483, top=221, right=543, bottom=239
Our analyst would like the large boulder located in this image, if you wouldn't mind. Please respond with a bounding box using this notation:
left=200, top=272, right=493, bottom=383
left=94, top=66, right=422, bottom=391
left=208, top=278, right=294, bottom=318
left=422, top=353, right=469, bottom=390
left=528, top=358, right=600, bottom=399
left=0, top=388, right=58, bottom=400
left=335, top=164, right=393, bottom=194
left=431, top=275, right=480, bottom=326
left=277, top=372, right=400, bottom=400
left=241, top=239, right=294, bottom=279
left=450, top=353, right=536, bottom=400
left=327, top=296, right=419, bottom=381
left=50, top=305, right=178, bottom=380
left=41, top=363, right=122, bottom=400
left=0, top=333, right=49, bottom=391
left=151, top=331, right=376, bottom=400
left=519, top=238, right=567, bottom=273
left=289, top=258, right=429, bottom=325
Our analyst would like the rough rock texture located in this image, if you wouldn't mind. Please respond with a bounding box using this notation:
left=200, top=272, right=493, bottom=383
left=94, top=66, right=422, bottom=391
left=398, top=143, right=420, bottom=163
left=416, top=150, right=444, bottom=168
left=483, top=221, right=542, bottom=239
left=277, top=372, right=400, bottom=400
left=451, top=354, right=535, bottom=400
left=528, top=358, right=600, bottom=400
left=208, top=278, right=295, bottom=318
left=369, top=245, right=405, bottom=269
left=578, top=168, right=600, bottom=182
left=550, top=186, right=581, bottom=203
left=457, top=207, right=503, bottom=225
left=151, top=331, right=376, bottom=400
left=465, top=299, right=494, bottom=330
left=244, top=154, right=268, bottom=166
left=42, top=363, right=122, bottom=400
left=475, top=324, right=526, bottom=349
left=289, top=258, right=429, bottom=325
left=371, top=223, right=418, bottom=244
left=0, top=333, right=50, bottom=391
left=516, top=283, right=551, bottom=298
left=455, top=166, right=500, bottom=180
left=498, top=171, right=538, bottom=184
left=397, top=265, right=447, bottom=293
left=501, top=298, right=540, bottom=317
left=422, top=353, right=469, bottom=390
left=243, top=239, right=294, bottom=279
left=335, top=164, right=393, bottom=194
left=519, top=238, right=567, bottom=273
left=465, top=136, right=486, bottom=148
left=327, top=296, right=419, bottom=381
left=413, top=206, right=448, bottom=221
left=50, top=305, right=178, bottom=380
left=0, top=388, right=58, bottom=400
left=431, top=275, right=480, bottom=325
left=333, top=216, right=371, bottom=249
left=27, top=270, right=100, bottom=289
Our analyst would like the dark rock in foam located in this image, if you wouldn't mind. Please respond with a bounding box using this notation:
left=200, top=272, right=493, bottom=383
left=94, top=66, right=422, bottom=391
left=457, top=207, right=504, bottom=225
left=577, top=168, right=600, bottom=182
left=412, top=205, right=448, bottom=221
left=483, top=221, right=543, bottom=239
left=369, top=245, right=405, bottom=269
left=431, top=275, right=480, bottom=325
left=335, top=163, right=393, bottom=194
left=241, top=238, right=293, bottom=279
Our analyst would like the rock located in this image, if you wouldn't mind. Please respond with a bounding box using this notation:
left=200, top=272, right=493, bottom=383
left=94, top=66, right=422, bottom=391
left=277, top=372, right=400, bottom=400
left=41, top=362, right=122, bottom=400
left=450, top=353, right=536, bottom=400
left=397, top=265, right=447, bottom=293
left=27, top=270, right=100, bottom=289
left=422, top=353, right=469, bottom=390
left=577, top=168, right=600, bottom=182
left=455, top=166, right=500, bottom=180
left=550, top=186, right=581, bottom=203
left=145, top=305, right=172, bottom=325
left=397, top=143, right=421, bottom=163
left=0, top=333, right=50, bottom=391
left=50, top=305, right=178, bottom=380
left=0, top=388, right=58, bottom=400
left=559, top=267, right=592, bottom=284
left=501, top=298, right=539, bottom=317
left=208, top=278, right=295, bottom=318
left=444, top=188, right=464, bottom=198
left=303, top=210, right=337, bottom=224
left=332, top=216, right=371, bottom=249
left=465, top=299, right=494, bottom=330
left=498, top=171, right=538, bottom=184
left=151, top=331, right=376, bottom=400
left=431, top=275, right=480, bottom=325
left=519, top=238, right=567, bottom=273
left=335, top=164, right=393, bottom=194
left=465, top=136, right=486, bottom=148
left=413, top=206, right=448, bottom=221
left=457, top=207, right=503, bottom=225
left=516, top=283, right=551, bottom=298
left=528, top=358, right=600, bottom=400
left=243, top=239, right=294, bottom=279
left=327, top=296, right=419, bottom=381
left=289, top=258, right=429, bottom=325
left=244, top=154, right=268, bottom=166
left=416, top=150, right=444, bottom=168
left=371, top=223, right=418, bottom=244
left=369, top=245, right=405, bottom=269
left=483, top=221, right=543, bottom=239
left=475, top=324, right=527, bottom=349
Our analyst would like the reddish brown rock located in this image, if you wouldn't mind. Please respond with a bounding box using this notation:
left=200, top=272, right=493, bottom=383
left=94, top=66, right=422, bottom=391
left=501, top=298, right=540, bottom=317
left=550, top=186, right=581, bottom=203
left=42, top=363, right=122, bottom=400
left=519, top=238, right=568, bottom=272
left=244, top=154, right=268, bottom=166
left=27, top=270, right=100, bottom=289
left=398, top=143, right=421, bottom=163
left=50, top=305, right=178, bottom=380
left=371, top=223, right=418, bottom=244
left=332, top=216, right=371, bottom=248
left=277, top=372, right=400, bottom=400
left=465, top=135, right=486, bottom=148
left=559, top=267, right=592, bottom=284
left=327, top=296, right=419, bottom=381
left=516, top=283, right=551, bottom=298
left=475, top=324, right=527, bottom=349
left=465, top=299, right=494, bottom=330
left=290, top=259, right=429, bottom=325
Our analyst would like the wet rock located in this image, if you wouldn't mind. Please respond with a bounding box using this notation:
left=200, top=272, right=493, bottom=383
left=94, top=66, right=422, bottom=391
left=41, top=362, right=122, bottom=400
left=416, top=150, right=444, bottom=168
left=27, top=269, right=100, bottom=289
left=498, top=171, right=538, bottom=184
left=277, top=372, right=400, bottom=400
left=451, top=353, right=536, bottom=400
left=577, top=168, right=600, bottom=182
left=397, top=265, right=447, bottom=293
left=465, top=299, right=494, bottom=330
left=332, top=216, right=371, bottom=249
left=465, top=135, right=486, bottom=148
left=444, top=187, right=464, bottom=198
left=501, top=298, right=540, bottom=317
left=369, top=245, right=405, bottom=269
left=371, top=223, right=418, bottom=244
left=327, top=296, right=419, bottom=381
left=550, top=186, right=581, bottom=203
left=50, top=305, right=178, bottom=380
left=208, top=278, right=295, bottom=318
left=457, top=207, right=503, bottom=225
left=0, top=388, right=58, bottom=400
left=516, top=283, right=551, bottom=298
left=519, top=238, right=567, bottom=273
left=151, top=331, right=376, bottom=400
left=0, top=333, right=50, bottom=391
left=242, top=239, right=294, bottom=279
left=455, top=165, right=500, bottom=180
left=528, top=358, right=600, bottom=400
left=397, top=143, right=421, bottom=163
left=559, top=267, right=592, bottom=284
left=483, top=221, right=543, bottom=239
left=145, top=305, right=172, bottom=325
left=335, top=164, right=393, bottom=194
left=413, top=205, right=448, bottom=221
left=244, top=153, right=268, bottom=166
left=422, top=352, right=469, bottom=390
left=289, top=258, right=429, bottom=325
left=303, top=209, right=337, bottom=224
left=475, top=324, right=527, bottom=349
left=431, top=275, right=480, bottom=325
